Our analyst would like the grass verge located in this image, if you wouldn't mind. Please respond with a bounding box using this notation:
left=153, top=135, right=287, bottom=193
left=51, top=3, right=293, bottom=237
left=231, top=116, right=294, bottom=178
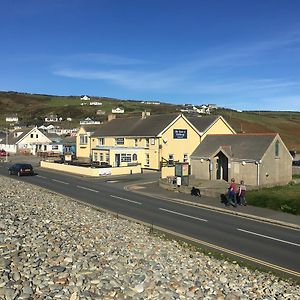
left=247, top=183, right=300, bottom=215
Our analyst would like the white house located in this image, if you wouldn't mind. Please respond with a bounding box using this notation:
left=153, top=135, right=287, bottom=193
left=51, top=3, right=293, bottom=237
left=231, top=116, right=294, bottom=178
left=96, top=110, right=106, bottom=115
left=112, top=107, right=125, bottom=114
left=80, top=95, right=91, bottom=101
left=80, top=117, right=101, bottom=125
left=0, top=127, right=52, bottom=154
left=45, top=114, right=59, bottom=122
left=89, top=101, right=102, bottom=106
left=6, top=115, right=19, bottom=123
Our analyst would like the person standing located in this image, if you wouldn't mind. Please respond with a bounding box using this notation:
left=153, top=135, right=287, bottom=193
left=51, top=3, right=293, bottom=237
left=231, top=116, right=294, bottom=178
left=238, top=180, right=247, bottom=206
left=228, top=178, right=238, bottom=207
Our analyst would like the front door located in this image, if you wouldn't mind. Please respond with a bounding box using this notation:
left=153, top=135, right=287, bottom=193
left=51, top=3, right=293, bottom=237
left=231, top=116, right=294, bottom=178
left=115, top=154, right=120, bottom=167
left=216, top=152, right=228, bottom=181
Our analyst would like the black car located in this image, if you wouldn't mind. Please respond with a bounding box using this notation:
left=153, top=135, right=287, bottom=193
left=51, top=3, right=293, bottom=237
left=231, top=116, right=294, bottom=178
left=8, top=163, right=34, bottom=176
left=292, top=160, right=300, bottom=166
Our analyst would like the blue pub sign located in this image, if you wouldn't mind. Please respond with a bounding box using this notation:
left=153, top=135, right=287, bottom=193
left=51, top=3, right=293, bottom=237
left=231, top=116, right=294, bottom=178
left=173, top=129, right=187, bottom=139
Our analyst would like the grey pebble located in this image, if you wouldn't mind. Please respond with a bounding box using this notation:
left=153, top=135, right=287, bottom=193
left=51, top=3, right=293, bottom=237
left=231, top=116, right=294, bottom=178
left=0, top=176, right=299, bottom=300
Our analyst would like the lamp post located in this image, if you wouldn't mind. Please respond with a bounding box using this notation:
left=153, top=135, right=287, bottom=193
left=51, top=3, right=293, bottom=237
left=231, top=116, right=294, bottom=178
left=5, top=127, right=8, bottom=162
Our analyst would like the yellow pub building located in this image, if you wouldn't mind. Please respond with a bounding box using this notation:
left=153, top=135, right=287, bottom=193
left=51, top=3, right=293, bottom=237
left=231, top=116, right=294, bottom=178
left=76, top=113, right=235, bottom=170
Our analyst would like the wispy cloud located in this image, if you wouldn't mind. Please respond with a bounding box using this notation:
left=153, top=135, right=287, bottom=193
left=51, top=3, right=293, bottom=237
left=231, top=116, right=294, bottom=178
left=52, top=32, right=300, bottom=110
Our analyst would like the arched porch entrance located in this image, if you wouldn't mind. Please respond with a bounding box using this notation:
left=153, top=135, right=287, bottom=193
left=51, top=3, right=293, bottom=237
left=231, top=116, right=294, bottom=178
left=215, top=151, right=228, bottom=181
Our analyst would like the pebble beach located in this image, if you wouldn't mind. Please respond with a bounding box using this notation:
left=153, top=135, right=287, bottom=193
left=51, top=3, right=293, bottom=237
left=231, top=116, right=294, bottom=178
left=0, top=175, right=299, bottom=300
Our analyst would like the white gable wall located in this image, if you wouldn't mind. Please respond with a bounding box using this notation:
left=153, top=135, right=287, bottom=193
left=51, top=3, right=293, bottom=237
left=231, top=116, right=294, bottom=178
left=17, top=128, right=52, bottom=154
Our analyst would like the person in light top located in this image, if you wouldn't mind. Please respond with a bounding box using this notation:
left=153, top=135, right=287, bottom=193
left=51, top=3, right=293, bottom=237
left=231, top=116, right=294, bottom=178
left=238, top=180, right=247, bottom=206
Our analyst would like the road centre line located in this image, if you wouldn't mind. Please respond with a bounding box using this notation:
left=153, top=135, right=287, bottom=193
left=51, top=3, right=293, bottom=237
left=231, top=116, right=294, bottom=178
left=237, top=228, right=300, bottom=247
left=77, top=186, right=99, bottom=193
left=37, top=175, right=47, bottom=179
left=159, top=208, right=208, bottom=222
left=110, top=195, right=142, bottom=205
left=51, top=179, right=69, bottom=185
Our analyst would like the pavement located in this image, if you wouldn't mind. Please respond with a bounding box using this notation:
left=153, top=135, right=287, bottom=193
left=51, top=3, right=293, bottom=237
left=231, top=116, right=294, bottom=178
left=127, top=180, right=300, bottom=230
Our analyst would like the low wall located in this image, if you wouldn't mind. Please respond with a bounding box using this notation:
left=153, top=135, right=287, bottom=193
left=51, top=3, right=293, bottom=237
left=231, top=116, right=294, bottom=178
left=161, top=166, right=175, bottom=179
left=41, top=161, right=141, bottom=177
left=292, top=166, right=300, bottom=175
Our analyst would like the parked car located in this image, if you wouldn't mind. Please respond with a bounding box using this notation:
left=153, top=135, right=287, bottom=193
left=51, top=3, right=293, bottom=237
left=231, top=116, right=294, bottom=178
left=0, top=149, right=9, bottom=157
left=292, top=160, right=300, bottom=166
left=8, top=163, right=34, bottom=176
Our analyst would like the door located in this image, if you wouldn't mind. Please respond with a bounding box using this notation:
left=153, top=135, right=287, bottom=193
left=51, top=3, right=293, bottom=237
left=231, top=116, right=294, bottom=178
left=115, top=154, right=120, bottom=167
left=215, top=152, right=228, bottom=181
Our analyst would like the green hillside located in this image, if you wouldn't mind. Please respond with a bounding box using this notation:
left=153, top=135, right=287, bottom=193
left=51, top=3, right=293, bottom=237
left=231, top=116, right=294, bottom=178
left=1, top=91, right=300, bottom=150
left=0, top=91, right=179, bottom=128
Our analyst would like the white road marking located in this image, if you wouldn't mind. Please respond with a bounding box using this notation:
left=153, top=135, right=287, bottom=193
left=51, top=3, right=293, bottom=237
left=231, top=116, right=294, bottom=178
left=51, top=179, right=69, bottom=185
left=110, top=195, right=142, bottom=205
left=159, top=208, right=208, bottom=222
left=237, top=228, right=300, bottom=247
left=37, top=175, right=47, bottom=179
left=77, top=186, right=99, bottom=193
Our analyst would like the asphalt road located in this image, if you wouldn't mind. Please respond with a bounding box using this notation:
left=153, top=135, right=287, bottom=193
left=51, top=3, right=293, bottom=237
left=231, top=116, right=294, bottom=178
left=0, top=163, right=299, bottom=279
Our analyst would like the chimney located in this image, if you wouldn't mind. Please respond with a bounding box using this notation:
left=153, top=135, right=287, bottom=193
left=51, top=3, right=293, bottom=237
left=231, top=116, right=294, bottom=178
left=107, top=114, right=116, bottom=122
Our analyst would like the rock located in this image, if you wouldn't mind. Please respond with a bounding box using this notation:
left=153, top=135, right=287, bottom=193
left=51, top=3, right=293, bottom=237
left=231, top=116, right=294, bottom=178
left=0, top=175, right=299, bottom=300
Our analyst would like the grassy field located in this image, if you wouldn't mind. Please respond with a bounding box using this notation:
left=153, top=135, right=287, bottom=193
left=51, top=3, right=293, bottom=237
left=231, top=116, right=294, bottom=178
left=218, top=109, right=300, bottom=150
left=247, top=183, right=300, bottom=215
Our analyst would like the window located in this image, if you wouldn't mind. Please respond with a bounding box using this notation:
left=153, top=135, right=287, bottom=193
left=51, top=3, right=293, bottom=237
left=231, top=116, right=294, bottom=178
left=93, top=153, right=98, bottom=161
left=183, top=154, right=188, bottom=162
left=100, top=153, right=104, bottom=161
left=30, top=134, right=34, bottom=138
left=36, top=134, right=38, bottom=138
left=150, top=138, right=155, bottom=145
left=134, top=139, right=138, bottom=147
left=121, top=154, right=131, bottom=162
left=106, top=153, right=110, bottom=162
left=98, top=138, right=105, bottom=146
left=145, top=154, right=150, bottom=166
left=275, top=140, right=280, bottom=157
left=145, top=138, right=149, bottom=147
left=132, top=153, right=137, bottom=161
left=44, top=145, right=47, bottom=151
left=80, top=135, right=88, bottom=145
left=168, top=154, right=174, bottom=165
left=52, top=145, right=59, bottom=150
left=115, top=138, right=124, bottom=145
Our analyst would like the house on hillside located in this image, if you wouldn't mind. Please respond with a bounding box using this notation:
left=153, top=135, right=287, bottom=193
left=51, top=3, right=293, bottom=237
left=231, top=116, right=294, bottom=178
left=79, top=117, right=101, bottom=125
left=190, top=133, right=292, bottom=186
left=76, top=113, right=235, bottom=169
left=89, top=101, right=102, bottom=106
left=112, top=107, right=125, bottom=114
left=96, top=110, right=106, bottom=115
left=44, top=114, right=61, bottom=122
left=6, top=114, right=19, bottom=123
left=80, top=95, right=91, bottom=101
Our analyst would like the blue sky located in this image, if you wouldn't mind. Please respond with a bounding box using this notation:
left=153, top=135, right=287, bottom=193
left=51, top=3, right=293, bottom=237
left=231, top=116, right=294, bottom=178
left=1, top=0, right=300, bottom=111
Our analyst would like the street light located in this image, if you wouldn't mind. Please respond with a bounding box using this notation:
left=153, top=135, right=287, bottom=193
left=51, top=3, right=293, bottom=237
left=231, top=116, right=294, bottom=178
left=5, top=128, right=8, bottom=162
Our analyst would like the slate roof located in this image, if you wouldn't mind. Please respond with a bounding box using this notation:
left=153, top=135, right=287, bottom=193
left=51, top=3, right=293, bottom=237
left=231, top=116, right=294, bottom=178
left=91, top=114, right=180, bottom=137
left=81, top=125, right=101, bottom=133
left=60, top=136, right=76, bottom=145
left=186, top=115, right=221, bottom=133
left=7, top=128, right=33, bottom=144
left=191, top=134, right=277, bottom=161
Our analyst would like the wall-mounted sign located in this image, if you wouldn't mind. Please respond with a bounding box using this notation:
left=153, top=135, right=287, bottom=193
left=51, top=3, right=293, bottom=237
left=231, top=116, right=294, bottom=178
left=173, top=129, right=187, bottom=139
